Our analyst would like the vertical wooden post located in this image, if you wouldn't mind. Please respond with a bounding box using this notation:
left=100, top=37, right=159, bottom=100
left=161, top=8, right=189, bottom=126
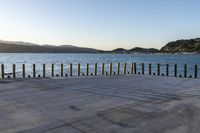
left=51, top=64, right=54, bottom=77
left=86, top=63, right=89, bottom=76
left=166, top=64, right=169, bottom=76
left=43, top=64, right=46, bottom=78
left=174, top=64, right=177, bottom=77
left=142, top=63, right=144, bottom=75
left=110, top=63, right=112, bottom=75
left=157, top=64, right=160, bottom=76
left=33, top=64, right=36, bottom=78
left=124, top=63, right=126, bottom=75
left=102, top=63, right=105, bottom=75
left=22, top=64, right=25, bottom=78
left=1, top=64, right=4, bottom=79
left=60, top=64, right=63, bottom=77
left=134, top=63, right=137, bottom=74
left=184, top=64, right=187, bottom=78
left=70, top=63, right=73, bottom=77
left=118, top=63, right=120, bottom=75
left=94, top=63, right=97, bottom=76
left=131, top=62, right=133, bottom=74
left=78, top=63, right=80, bottom=76
left=13, top=64, right=16, bottom=78
left=194, top=65, right=198, bottom=79
left=149, top=63, right=151, bottom=75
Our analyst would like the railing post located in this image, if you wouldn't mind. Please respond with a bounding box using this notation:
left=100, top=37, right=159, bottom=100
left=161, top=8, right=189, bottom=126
left=174, top=64, right=177, bottom=77
left=1, top=64, right=4, bottom=79
left=124, top=63, right=126, bottom=75
left=184, top=64, right=187, bottom=78
left=102, top=63, right=105, bottom=75
left=13, top=64, right=16, bottom=78
left=70, top=63, right=73, bottom=77
left=131, top=62, right=133, bottom=74
left=61, top=64, right=63, bottom=77
left=166, top=64, right=169, bottom=76
left=194, top=65, right=198, bottom=79
left=134, top=63, right=136, bottom=74
left=118, top=63, right=120, bottom=75
left=149, top=63, right=151, bottom=75
left=94, top=63, right=97, bottom=76
left=157, top=64, right=160, bottom=76
left=33, top=64, right=36, bottom=78
left=142, top=63, right=144, bottom=75
left=51, top=64, right=54, bottom=77
left=86, top=63, right=89, bottom=76
left=22, top=64, right=25, bottom=78
left=43, top=64, right=46, bottom=78
left=78, top=63, right=80, bottom=76
left=110, top=63, right=112, bottom=75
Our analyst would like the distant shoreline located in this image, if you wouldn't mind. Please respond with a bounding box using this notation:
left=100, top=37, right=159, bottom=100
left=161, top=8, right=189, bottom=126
left=0, top=38, right=200, bottom=53
left=0, top=52, right=200, bottom=55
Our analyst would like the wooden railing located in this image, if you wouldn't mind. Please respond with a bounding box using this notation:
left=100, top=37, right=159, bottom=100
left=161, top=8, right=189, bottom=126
left=0, top=63, right=199, bottom=79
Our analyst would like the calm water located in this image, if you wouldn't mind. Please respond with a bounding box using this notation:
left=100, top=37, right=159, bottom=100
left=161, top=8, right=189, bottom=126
left=0, top=53, right=199, bottom=78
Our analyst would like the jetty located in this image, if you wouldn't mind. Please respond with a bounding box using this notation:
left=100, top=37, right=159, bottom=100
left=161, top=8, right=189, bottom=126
left=0, top=75, right=200, bottom=133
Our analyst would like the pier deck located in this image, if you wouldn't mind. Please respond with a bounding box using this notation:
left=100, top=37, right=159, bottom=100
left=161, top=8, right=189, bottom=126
left=0, top=75, right=200, bottom=133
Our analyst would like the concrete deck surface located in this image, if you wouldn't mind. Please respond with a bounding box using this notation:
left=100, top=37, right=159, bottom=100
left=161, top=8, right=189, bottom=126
left=0, top=75, right=200, bottom=133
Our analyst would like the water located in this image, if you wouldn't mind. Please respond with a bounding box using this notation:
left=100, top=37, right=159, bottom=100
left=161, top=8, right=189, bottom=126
left=0, top=53, right=199, bottom=78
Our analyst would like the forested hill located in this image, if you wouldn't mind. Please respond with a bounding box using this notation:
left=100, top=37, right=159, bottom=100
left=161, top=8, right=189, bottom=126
left=160, top=38, right=200, bottom=53
left=0, top=41, right=98, bottom=53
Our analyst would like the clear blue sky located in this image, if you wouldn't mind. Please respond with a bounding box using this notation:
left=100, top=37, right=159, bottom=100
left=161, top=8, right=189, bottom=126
left=0, top=0, right=200, bottom=50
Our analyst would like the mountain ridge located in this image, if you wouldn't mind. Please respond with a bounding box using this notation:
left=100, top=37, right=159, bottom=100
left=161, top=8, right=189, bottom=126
left=0, top=38, right=200, bottom=53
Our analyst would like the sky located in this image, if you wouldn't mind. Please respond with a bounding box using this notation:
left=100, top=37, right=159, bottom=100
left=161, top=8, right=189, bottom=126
left=0, top=0, right=200, bottom=50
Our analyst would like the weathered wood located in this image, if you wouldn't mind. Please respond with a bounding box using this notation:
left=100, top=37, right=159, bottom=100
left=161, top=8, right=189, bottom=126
left=51, top=64, right=54, bottom=77
left=61, top=64, right=64, bottom=77
left=195, top=65, right=198, bottom=79
left=70, top=64, right=73, bottom=76
left=86, top=63, right=89, bottom=76
left=184, top=64, right=187, bottom=78
left=149, top=63, right=151, bottom=75
left=13, top=64, right=16, bottom=78
left=142, top=63, right=144, bottom=75
left=174, top=64, right=177, bottom=77
left=43, top=64, right=46, bottom=78
left=110, top=63, right=112, bottom=75
left=157, top=64, right=160, bottom=76
left=166, top=64, right=169, bottom=76
left=33, top=64, right=36, bottom=78
left=118, top=63, right=120, bottom=75
left=94, top=63, right=97, bottom=76
left=78, top=63, right=80, bottom=76
left=131, top=62, right=134, bottom=74
left=134, top=63, right=137, bottom=74
left=1, top=64, right=4, bottom=79
left=102, top=63, right=105, bottom=75
left=22, top=64, right=25, bottom=78
left=124, top=63, right=127, bottom=75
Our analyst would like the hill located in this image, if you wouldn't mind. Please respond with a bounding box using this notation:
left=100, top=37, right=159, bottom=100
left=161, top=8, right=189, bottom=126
left=129, top=47, right=159, bottom=53
left=161, top=38, right=200, bottom=53
left=0, top=40, right=160, bottom=53
left=0, top=41, right=98, bottom=53
left=2, top=38, right=200, bottom=54
left=111, top=48, right=130, bottom=54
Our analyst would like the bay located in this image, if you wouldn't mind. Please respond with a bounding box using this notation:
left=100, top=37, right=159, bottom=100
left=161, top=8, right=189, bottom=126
left=0, top=53, right=199, bottom=78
